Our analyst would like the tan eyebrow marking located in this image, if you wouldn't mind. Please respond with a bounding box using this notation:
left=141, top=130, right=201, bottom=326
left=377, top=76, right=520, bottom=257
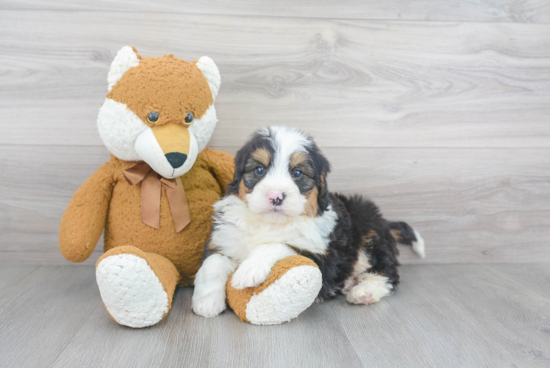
left=251, top=148, right=271, bottom=167
left=290, top=151, right=309, bottom=168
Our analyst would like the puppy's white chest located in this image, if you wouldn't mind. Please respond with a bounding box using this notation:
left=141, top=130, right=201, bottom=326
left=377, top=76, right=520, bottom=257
left=212, top=196, right=337, bottom=263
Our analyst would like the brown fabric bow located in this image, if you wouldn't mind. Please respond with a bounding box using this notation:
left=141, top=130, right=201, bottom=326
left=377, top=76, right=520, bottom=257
left=123, top=162, right=191, bottom=232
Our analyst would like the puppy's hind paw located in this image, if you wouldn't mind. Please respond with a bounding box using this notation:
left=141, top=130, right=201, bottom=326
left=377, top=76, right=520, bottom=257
left=345, top=273, right=393, bottom=305
left=230, top=261, right=272, bottom=290
left=346, top=287, right=374, bottom=305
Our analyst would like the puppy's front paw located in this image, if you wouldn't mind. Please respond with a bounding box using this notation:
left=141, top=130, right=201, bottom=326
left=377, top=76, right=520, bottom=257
left=231, top=261, right=272, bottom=290
left=192, top=290, right=227, bottom=318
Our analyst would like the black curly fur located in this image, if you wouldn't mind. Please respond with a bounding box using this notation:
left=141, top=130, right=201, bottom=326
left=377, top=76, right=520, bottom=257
left=290, top=193, right=412, bottom=301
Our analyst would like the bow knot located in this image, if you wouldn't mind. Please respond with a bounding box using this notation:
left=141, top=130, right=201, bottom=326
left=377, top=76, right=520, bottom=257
left=123, top=162, right=191, bottom=232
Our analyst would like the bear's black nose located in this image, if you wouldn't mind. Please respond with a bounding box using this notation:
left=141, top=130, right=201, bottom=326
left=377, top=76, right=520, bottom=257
left=165, top=152, right=187, bottom=169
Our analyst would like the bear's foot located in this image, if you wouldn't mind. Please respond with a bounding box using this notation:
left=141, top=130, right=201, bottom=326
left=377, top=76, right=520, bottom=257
left=226, top=255, right=322, bottom=325
left=96, top=246, right=180, bottom=328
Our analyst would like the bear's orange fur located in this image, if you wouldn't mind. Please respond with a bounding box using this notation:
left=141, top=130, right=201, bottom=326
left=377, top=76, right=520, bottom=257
left=60, top=148, right=234, bottom=286
left=59, top=48, right=233, bottom=291
left=107, top=54, right=213, bottom=127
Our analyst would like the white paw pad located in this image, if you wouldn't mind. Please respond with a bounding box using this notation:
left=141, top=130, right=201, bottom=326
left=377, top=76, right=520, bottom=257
left=245, top=265, right=322, bottom=325
left=346, top=274, right=392, bottom=305
left=96, top=254, right=169, bottom=328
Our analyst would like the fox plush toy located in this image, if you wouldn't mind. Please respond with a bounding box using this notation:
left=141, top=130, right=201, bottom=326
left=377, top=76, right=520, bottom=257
left=59, top=46, right=235, bottom=327
left=60, top=46, right=321, bottom=327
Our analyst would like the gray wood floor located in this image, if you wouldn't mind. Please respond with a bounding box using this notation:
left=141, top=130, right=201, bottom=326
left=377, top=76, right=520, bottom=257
left=1, top=264, right=549, bottom=368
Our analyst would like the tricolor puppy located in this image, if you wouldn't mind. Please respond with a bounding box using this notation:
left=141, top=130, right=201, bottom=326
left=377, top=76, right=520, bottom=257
left=192, top=126, right=425, bottom=317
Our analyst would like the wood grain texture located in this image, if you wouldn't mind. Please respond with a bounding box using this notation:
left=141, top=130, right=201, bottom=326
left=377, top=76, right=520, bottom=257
left=1, top=11, right=550, bottom=148
left=0, top=266, right=101, bottom=368
left=1, top=145, right=549, bottom=265
left=1, top=0, right=549, bottom=23
left=334, top=264, right=550, bottom=367
left=1, top=264, right=549, bottom=367
left=52, top=282, right=363, bottom=368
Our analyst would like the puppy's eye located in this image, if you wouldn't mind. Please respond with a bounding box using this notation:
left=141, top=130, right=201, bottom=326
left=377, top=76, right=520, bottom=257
left=254, top=166, right=265, bottom=176
left=292, top=169, right=303, bottom=179
left=184, top=112, right=194, bottom=125
left=147, top=112, right=159, bottom=124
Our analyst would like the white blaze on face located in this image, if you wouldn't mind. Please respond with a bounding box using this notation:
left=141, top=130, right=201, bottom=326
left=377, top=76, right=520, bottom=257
left=246, top=127, right=312, bottom=219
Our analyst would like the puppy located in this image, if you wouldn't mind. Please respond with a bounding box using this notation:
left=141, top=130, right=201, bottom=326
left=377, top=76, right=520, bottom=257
left=192, top=126, right=425, bottom=317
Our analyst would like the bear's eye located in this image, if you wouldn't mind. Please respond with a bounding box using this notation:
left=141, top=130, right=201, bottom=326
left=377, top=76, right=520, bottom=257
left=184, top=112, right=194, bottom=125
left=254, top=166, right=265, bottom=176
left=291, top=169, right=303, bottom=179
left=147, top=112, right=159, bottom=124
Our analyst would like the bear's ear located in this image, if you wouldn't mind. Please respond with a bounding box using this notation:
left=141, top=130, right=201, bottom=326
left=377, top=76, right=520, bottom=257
left=196, top=56, right=221, bottom=100
left=107, top=46, right=141, bottom=92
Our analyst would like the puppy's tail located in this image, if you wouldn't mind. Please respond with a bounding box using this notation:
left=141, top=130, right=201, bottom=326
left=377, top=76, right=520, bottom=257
left=389, top=221, right=425, bottom=259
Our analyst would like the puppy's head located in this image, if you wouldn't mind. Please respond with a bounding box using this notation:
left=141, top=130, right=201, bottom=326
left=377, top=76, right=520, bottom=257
left=228, top=126, right=331, bottom=220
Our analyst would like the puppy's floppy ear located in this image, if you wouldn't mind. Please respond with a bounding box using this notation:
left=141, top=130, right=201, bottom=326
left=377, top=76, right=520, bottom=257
left=317, top=172, right=330, bottom=214
left=226, top=144, right=247, bottom=195
left=311, top=146, right=331, bottom=215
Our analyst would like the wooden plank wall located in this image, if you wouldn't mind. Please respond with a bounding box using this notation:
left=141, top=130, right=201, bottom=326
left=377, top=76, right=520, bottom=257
left=0, top=1, right=549, bottom=265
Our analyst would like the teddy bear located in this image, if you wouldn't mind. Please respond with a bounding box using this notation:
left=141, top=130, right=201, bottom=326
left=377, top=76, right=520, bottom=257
left=60, top=46, right=321, bottom=328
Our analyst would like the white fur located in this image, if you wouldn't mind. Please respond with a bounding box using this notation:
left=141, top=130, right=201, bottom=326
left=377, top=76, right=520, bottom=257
left=230, top=243, right=297, bottom=289
left=346, top=273, right=393, bottom=305
left=247, top=126, right=313, bottom=218
left=192, top=170, right=335, bottom=320
left=196, top=56, right=221, bottom=99
left=97, top=98, right=148, bottom=161
left=189, top=104, right=218, bottom=152
left=212, top=195, right=337, bottom=264
left=192, top=254, right=237, bottom=318
left=343, top=251, right=371, bottom=292
left=107, top=46, right=140, bottom=92
left=96, top=254, right=168, bottom=328
left=135, top=126, right=199, bottom=179
left=354, top=251, right=371, bottom=275
left=412, top=229, right=426, bottom=259
left=245, top=265, right=322, bottom=325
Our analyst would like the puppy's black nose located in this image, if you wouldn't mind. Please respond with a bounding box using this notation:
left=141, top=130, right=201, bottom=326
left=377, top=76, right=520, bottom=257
left=165, top=152, right=187, bottom=169
left=272, top=198, right=283, bottom=206
left=268, top=191, right=285, bottom=206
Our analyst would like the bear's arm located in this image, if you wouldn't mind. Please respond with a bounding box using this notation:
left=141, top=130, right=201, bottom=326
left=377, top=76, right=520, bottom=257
left=202, top=147, right=235, bottom=193
left=59, top=162, right=115, bottom=263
